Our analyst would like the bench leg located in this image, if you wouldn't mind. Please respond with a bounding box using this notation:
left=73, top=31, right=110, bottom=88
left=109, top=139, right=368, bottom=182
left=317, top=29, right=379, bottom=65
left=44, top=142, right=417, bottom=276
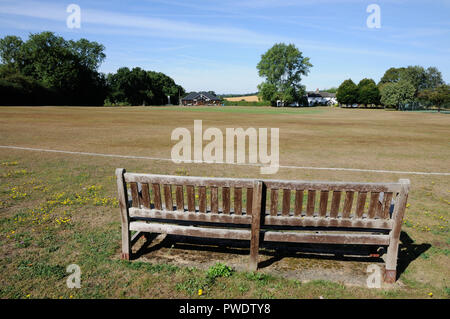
left=121, top=225, right=131, bottom=260
left=249, top=181, right=263, bottom=271
left=384, top=242, right=399, bottom=284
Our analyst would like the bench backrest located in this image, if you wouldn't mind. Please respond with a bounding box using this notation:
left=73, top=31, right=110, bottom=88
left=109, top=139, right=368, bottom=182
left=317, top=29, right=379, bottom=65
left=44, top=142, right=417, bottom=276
left=118, top=169, right=410, bottom=232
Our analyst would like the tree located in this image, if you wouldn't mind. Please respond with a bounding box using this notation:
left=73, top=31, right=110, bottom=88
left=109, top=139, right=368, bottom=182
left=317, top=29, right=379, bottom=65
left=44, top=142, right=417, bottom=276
left=257, top=43, right=312, bottom=106
left=380, top=80, right=415, bottom=110
left=379, top=67, right=405, bottom=85
left=418, top=84, right=450, bottom=112
left=336, top=79, right=358, bottom=105
left=357, top=78, right=380, bottom=106
left=106, top=67, right=185, bottom=106
left=0, top=32, right=107, bottom=105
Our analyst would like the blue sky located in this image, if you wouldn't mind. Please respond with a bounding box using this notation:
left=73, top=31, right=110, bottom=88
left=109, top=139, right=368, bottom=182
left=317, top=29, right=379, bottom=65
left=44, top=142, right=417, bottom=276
left=0, top=0, right=449, bottom=93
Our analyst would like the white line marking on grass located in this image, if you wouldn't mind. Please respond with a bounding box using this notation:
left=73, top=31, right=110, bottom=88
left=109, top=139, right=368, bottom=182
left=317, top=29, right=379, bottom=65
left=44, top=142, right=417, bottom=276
left=1, top=145, right=449, bottom=176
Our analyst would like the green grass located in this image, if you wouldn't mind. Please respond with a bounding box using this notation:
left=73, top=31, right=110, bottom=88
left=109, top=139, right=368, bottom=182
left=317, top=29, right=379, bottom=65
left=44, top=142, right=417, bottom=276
left=148, top=105, right=325, bottom=115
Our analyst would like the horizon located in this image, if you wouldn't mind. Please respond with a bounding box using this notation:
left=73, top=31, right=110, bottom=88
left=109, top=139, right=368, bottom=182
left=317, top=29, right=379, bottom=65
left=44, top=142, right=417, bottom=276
left=0, top=0, right=449, bottom=94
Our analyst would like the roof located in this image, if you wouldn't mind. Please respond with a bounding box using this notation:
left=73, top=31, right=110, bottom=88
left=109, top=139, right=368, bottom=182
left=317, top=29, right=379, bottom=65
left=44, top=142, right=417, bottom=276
left=182, top=91, right=221, bottom=101
left=306, top=91, right=336, bottom=98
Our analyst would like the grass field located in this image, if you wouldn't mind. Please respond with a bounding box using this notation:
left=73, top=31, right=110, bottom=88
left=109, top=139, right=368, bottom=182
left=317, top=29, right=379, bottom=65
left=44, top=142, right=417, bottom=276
left=0, top=105, right=449, bottom=299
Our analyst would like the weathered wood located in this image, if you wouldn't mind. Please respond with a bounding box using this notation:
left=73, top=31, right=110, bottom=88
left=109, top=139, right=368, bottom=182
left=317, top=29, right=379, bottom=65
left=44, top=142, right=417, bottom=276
left=249, top=181, right=263, bottom=271
left=355, top=192, right=367, bottom=218
left=116, top=168, right=130, bottom=260
left=246, top=188, right=253, bottom=216
left=319, top=190, right=329, bottom=217
left=176, top=185, right=184, bottom=212
left=263, top=215, right=393, bottom=229
left=129, top=207, right=252, bottom=224
left=125, top=173, right=402, bottom=193
left=294, top=190, right=304, bottom=216
left=342, top=191, right=354, bottom=218
left=124, top=173, right=255, bottom=188
left=222, top=187, right=231, bottom=214
left=281, top=189, right=291, bottom=216
left=385, top=179, right=410, bottom=283
left=130, top=221, right=251, bottom=240
left=130, top=182, right=140, bottom=208
left=211, top=187, right=219, bottom=214
left=140, top=183, right=151, bottom=209
left=270, top=189, right=279, bottom=216
left=330, top=191, right=341, bottom=218
left=263, top=231, right=389, bottom=245
left=306, top=190, right=316, bottom=217
left=186, top=185, right=195, bottom=212
left=368, top=192, right=380, bottom=219
left=198, top=186, right=207, bottom=213
left=234, top=187, right=242, bottom=215
left=163, top=184, right=173, bottom=211
left=152, top=183, right=162, bottom=210
left=381, top=192, right=393, bottom=219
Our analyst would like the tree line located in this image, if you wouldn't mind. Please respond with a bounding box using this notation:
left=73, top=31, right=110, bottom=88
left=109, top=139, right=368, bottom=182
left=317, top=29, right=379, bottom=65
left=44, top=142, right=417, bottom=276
left=0, top=32, right=185, bottom=106
left=336, top=66, right=449, bottom=111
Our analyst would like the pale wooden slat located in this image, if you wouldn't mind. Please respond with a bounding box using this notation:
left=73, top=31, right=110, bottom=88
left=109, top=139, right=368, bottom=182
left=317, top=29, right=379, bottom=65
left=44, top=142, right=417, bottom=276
left=175, top=185, right=184, bottom=212
left=330, top=191, right=341, bottom=218
left=282, top=189, right=291, bottom=216
left=211, top=186, right=219, bottom=214
left=234, top=187, right=242, bottom=215
left=186, top=185, right=195, bottom=212
left=116, top=168, right=130, bottom=260
left=163, top=184, right=173, bottom=211
left=306, top=190, right=316, bottom=216
left=355, top=192, right=367, bottom=218
left=130, top=182, right=140, bottom=208
left=342, top=191, right=354, bottom=218
left=152, top=183, right=162, bottom=210
left=249, top=181, right=263, bottom=271
left=294, top=190, right=304, bottom=216
left=222, top=187, right=230, bottom=214
left=319, top=190, right=329, bottom=217
left=270, top=189, right=279, bottom=216
left=141, top=183, right=150, bottom=209
left=198, top=186, right=207, bottom=213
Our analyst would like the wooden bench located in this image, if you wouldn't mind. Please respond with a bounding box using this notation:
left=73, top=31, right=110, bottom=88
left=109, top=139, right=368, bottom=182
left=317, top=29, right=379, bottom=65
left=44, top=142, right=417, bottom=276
left=116, top=168, right=410, bottom=283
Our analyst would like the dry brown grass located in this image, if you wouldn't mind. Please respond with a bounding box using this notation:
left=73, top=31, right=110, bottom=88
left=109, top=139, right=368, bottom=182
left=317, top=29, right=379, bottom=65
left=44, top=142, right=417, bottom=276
left=0, top=105, right=449, bottom=298
left=224, top=95, right=260, bottom=102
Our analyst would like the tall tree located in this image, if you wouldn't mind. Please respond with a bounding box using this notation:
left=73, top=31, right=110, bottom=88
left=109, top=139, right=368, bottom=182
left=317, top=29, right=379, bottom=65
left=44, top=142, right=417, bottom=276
left=380, top=80, right=415, bottom=110
left=336, top=79, right=358, bottom=105
left=418, top=84, right=450, bottom=112
left=257, top=43, right=312, bottom=106
left=357, top=78, right=380, bottom=106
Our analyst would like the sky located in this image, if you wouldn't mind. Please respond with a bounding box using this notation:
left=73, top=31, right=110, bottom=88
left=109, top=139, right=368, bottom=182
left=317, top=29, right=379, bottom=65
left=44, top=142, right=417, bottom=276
left=0, top=0, right=449, bottom=94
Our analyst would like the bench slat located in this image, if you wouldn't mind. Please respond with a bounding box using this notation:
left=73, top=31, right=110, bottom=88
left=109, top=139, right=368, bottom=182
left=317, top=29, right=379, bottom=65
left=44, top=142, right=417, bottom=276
left=234, top=187, right=242, bottom=215
left=330, top=191, right=341, bottom=218
left=198, top=186, right=207, bottom=213
left=368, top=192, right=380, bottom=219
left=282, top=189, right=291, bottom=216
left=246, top=188, right=253, bottom=216
left=294, top=190, right=304, bottom=216
left=186, top=185, right=195, bottom=212
left=152, top=183, right=162, bottom=210
left=211, top=187, right=219, bottom=214
left=381, top=192, right=393, bottom=219
left=263, top=215, right=393, bottom=229
left=163, top=184, right=173, bottom=211
left=141, top=183, right=150, bottom=209
left=270, top=189, right=278, bottom=216
left=130, top=182, right=140, bottom=208
left=355, top=192, right=367, bottom=218
left=306, top=190, right=316, bottom=216
left=222, top=187, right=230, bottom=214
left=342, top=191, right=354, bottom=218
left=319, top=190, right=329, bottom=217
left=129, top=221, right=390, bottom=245
left=176, top=185, right=184, bottom=212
